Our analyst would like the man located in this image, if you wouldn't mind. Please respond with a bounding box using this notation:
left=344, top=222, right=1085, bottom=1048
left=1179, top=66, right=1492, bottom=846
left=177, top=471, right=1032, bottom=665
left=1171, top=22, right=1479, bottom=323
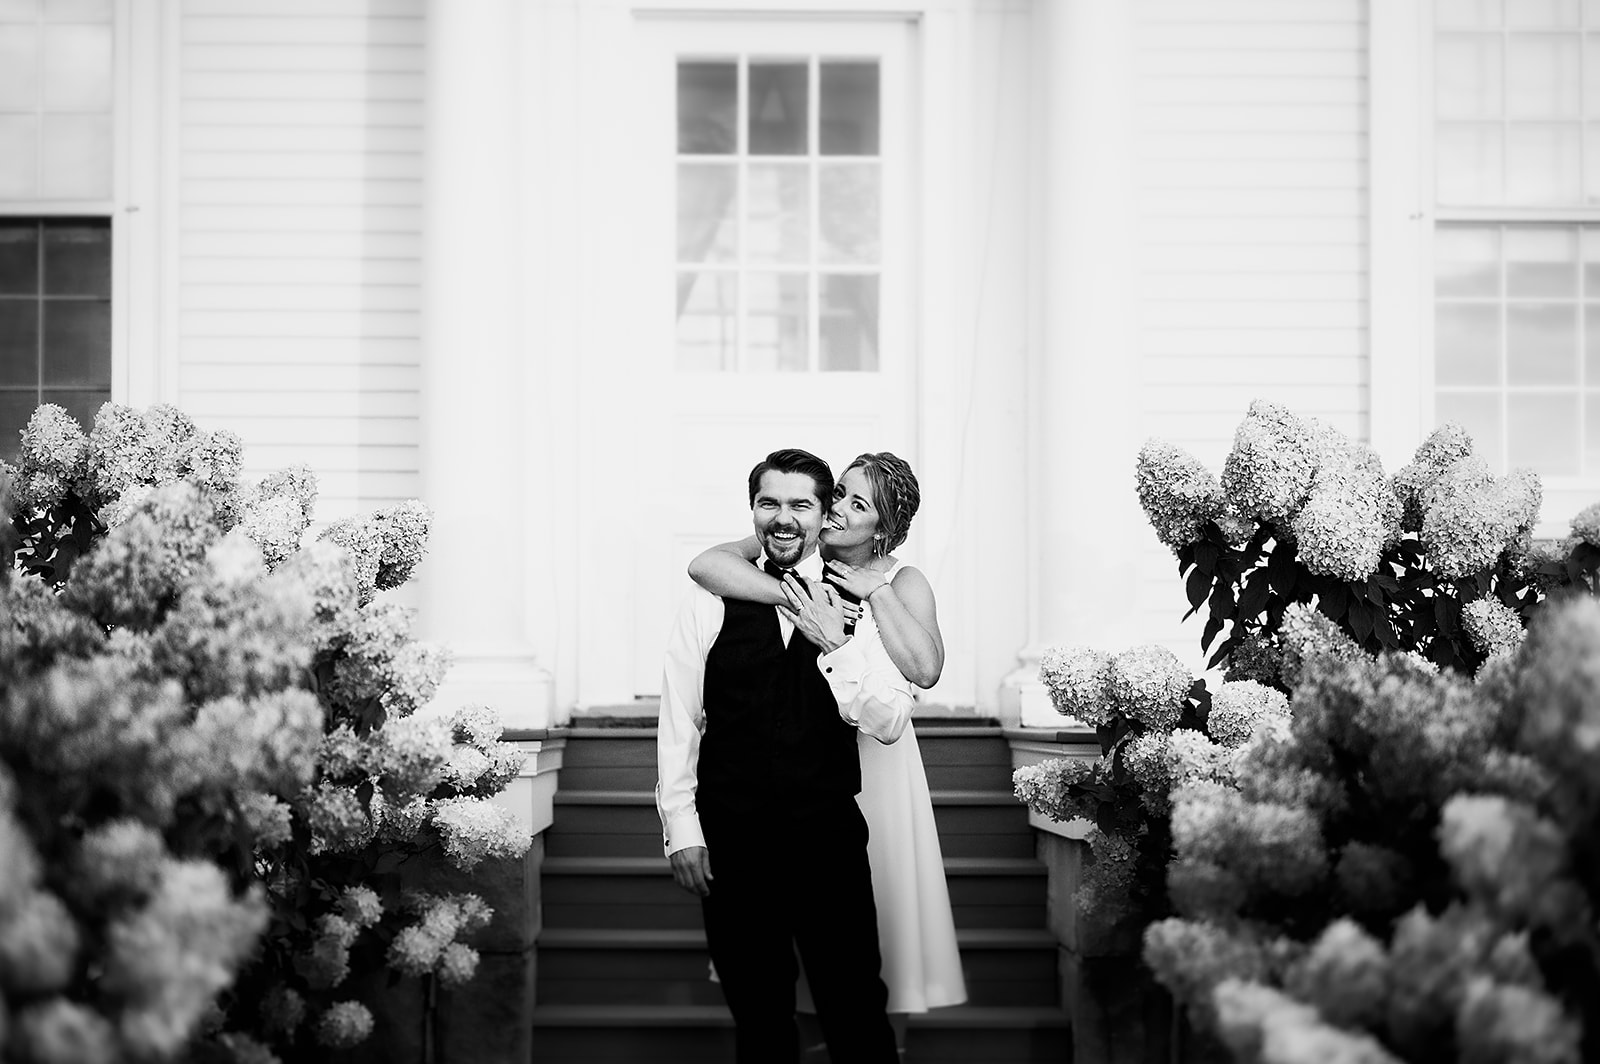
left=656, top=448, right=901, bottom=1064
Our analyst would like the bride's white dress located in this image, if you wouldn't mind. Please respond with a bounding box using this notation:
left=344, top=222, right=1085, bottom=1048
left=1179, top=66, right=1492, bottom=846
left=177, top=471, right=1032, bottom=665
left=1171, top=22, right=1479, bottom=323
left=853, top=561, right=967, bottom=1013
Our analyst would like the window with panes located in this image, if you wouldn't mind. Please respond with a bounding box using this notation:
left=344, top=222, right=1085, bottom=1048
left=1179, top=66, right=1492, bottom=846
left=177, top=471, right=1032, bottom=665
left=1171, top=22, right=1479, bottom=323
left=675, top=56, right=881, bottom=373
left=1432, top=0, right=1600, bottom=478
left=0, top=0, right=114, bottom=462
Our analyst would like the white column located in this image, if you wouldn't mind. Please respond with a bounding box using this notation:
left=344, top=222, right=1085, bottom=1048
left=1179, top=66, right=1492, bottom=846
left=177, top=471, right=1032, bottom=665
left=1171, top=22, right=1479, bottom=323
left=418, top=0, right=553, bottom=730
left=1005, top=0, right=1146, bottom=727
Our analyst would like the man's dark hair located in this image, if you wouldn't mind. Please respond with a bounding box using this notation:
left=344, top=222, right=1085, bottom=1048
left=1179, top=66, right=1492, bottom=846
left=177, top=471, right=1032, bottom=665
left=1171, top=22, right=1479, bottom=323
left=747, top=448, right=834, bottom=508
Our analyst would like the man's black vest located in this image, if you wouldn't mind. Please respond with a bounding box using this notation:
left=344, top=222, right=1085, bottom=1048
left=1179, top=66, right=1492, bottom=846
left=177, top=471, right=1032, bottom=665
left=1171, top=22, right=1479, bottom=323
left=697, top=594, right=861, bottom=817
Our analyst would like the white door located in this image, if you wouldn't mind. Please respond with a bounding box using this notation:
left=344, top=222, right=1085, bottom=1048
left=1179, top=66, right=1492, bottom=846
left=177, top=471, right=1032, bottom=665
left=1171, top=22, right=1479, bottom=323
left=626, top=17, right=918, bottom=695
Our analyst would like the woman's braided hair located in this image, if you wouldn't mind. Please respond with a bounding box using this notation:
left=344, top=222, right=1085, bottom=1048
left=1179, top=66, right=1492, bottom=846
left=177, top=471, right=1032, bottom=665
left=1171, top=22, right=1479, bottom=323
left=845, top=452, right=920, bottom=556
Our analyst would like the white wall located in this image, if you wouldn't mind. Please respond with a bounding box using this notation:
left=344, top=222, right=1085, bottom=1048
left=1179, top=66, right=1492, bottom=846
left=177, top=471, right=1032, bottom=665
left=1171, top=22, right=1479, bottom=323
left=174, top=0, right=426, bottom=522
left=1131, top=0, right=1370, bottom=666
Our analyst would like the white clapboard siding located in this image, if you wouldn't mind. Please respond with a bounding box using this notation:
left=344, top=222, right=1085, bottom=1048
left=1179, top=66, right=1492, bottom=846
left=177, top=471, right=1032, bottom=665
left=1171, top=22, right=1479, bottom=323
left=176, top=0, right=425, bottom=520
left=1133, top=0, right=1369, bottom=664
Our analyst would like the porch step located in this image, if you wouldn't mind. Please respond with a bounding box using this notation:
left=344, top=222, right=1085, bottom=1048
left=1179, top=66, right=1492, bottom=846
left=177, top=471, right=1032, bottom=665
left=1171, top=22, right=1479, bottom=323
left=531, top=1004, right=1071, bottom=1064
left=555, top=723, right=1017, bottom=793
left=540, top=855, right=1049, bottom=932
left=536, top=722, right=1071, bottom=1062
left=546, top=788, right=1034, bottom=860
left=536, top=927, right=1059, bottom=1007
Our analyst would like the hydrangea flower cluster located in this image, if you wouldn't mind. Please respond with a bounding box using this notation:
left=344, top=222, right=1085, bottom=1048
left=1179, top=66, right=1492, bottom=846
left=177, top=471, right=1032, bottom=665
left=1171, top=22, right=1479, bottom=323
left=1205, top=680, right=1290, bottom=749
left=0, top=401, right=529, bottom=1062
left=1136, top=439, right=1228, bottom=552
left=1143, top=597, right=1600, bottom=1063
left=1220, top=400, right=1326, bottom=527
left=1011, top=757, right=1098, bottom=824
left=1038, top=646, right=1115, bottom=726
left=1461, top=598, right=1524, bottom=662
left=1019, top=639, right=1236, bottom=935
left=385, top=892, right=493, bottom=987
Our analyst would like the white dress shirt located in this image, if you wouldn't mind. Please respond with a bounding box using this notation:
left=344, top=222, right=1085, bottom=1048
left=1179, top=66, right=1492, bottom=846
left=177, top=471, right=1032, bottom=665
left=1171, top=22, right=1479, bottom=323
left=655, top=551, right=915, bottom=856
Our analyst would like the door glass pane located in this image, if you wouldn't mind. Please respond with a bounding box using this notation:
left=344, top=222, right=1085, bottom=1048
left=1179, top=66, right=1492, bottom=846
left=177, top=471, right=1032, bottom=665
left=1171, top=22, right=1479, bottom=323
left=0, top=25, right=38, bottom=110
left=1437, top=391, right=1504, bottom=467
left=1587, top=122, right=1600, bottom=204
left=1436, top=123, right=1504, bottom=203
left=1435, top=226, right=1500, bottom=296
left=0, top=302, right=37, bottom=385
left=677, top=163, right=738, bottom=264
left=41, top=23, right=111, bottom=110
left=1506, top=0, right=1579, bottom=27
left=820, top=274, right=878, bottom=371
left=1436, top=303, right=1501, bottom=385
left=40, top=113, right=110, bottom=198
left=0, top=391, right=36, bottom=463
left=1506, top=34, right=1580, bottom=118
left=1508, top=393, right=1579, bottom=472
left=40, top=388, right=105, bottom=430
left=748, top=62, right=807, bottom=156
left=1506, top=123, right=1581, bottom=204
left=746, top=163, right=808, bottom=264
left=0, top=223, right=38, bottom=294
left=678, top=62, right=736, bottom=155
left=745, top=272, right=807, bottom=371
left=41, top=301, right=109, bottom=387
left=1505, top=227, right=1577, bottom=296
left=0, top=115, right=38, bottom=198
left=676, top=272, right=737, bottom=371
left=1436, top=34, right=1503, bottom=119
left=1586, top=304, right=1600, bottom=381
left=820, top=62, right=879, bottom=155
left=1437, top=0, right=1502, bottom=28
left=1506, top=303, right=1578, bottom=384
left=45, top=0, right=113, bottom=18
left=819, top=164, right=880, bottom=265
left=43, top=222, right=109, bottom=296
left=1587, top=393, right=1600, bottom=474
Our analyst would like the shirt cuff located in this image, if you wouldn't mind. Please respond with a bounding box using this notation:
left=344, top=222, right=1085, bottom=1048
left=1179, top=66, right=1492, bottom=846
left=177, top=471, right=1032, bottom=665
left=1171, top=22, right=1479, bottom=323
left=817, top=638, right=869, bottom=683
left=664, top=814, right=706, bottom=856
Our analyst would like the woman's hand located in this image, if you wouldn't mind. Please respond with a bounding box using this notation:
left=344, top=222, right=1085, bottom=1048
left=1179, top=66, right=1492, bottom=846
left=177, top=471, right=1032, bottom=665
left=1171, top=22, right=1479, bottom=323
left=778, top=574, right=850, bottom=654
left=824, top=559, right=890, bottom=602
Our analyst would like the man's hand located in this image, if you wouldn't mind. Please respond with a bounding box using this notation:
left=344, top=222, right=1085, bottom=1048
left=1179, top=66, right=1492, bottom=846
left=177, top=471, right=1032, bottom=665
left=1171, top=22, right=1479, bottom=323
left=778, top=574, right=850, bottom=653
left=670, top=846, right=713, bottom=896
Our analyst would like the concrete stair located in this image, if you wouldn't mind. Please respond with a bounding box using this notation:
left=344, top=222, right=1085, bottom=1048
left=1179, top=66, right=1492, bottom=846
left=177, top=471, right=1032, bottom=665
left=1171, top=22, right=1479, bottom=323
left=531, top=722, right=1070, bottom=1063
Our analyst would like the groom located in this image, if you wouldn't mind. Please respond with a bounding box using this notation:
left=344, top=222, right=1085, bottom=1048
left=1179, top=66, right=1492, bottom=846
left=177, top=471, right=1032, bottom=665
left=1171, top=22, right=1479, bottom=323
left=656, top=448, right=899, bottom=1064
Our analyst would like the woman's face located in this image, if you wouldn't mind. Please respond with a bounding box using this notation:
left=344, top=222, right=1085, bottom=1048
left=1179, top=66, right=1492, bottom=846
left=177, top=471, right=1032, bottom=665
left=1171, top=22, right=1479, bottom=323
left=821, top=465, right=881, bottom=550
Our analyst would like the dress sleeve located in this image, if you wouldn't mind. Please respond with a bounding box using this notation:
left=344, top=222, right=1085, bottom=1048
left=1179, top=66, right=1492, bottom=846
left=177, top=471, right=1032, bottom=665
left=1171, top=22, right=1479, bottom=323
left=817, top=630, right=914, bottom=745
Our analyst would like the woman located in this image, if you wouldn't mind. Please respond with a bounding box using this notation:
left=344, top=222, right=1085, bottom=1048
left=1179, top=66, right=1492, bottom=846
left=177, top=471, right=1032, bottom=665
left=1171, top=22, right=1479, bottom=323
left=689, top=452, right=968, bottom=1022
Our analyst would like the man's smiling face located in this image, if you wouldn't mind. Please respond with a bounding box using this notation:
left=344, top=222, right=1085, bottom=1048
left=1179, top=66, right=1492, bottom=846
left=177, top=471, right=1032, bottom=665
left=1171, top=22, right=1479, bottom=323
left=751, top=469, right=825, bottom=568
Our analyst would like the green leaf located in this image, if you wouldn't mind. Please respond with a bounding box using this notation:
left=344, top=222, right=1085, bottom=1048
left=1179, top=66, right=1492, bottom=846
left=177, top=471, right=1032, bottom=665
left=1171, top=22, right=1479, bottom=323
left=1207, top=579, right=1236, bottom=621
left=1236, top=570, right=1271, bottom=620
left=1201, top=613, right=1224, bottom=652
left=1348, top=599, right=1375, bottom=642
left=1185, top=567, right=1209, bottom=615
left=1194, top=542, right=1219, bottom=575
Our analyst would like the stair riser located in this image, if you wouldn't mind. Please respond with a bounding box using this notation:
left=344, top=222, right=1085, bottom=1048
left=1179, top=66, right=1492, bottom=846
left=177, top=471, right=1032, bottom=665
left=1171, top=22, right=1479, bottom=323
left=557, top=734, right=1012, bottom=769
left=559, top=763, right=1021, bottom=793
left=541, top=874, right=1047, bottom=931
left=544, top=829, right=1034, bottom=860
left=545, top=804, right=1033, bottom=860
left=533, top=1024, right=1069, bottom=1064
left=537, top=946, right=1058, bottom=1007
left=532, top=1026, right=736, bottom=1063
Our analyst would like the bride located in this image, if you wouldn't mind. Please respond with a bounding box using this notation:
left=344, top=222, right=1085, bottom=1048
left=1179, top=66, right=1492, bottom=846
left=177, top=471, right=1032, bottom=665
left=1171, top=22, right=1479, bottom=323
left=689, top=451, right=968, bottom=1027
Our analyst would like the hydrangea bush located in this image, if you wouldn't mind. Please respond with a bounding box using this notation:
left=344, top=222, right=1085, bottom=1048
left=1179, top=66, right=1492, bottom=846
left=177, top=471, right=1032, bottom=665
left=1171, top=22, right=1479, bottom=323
left=1014, top=645, right=1292, bottom=937
left=1136, top=401, right=1598, bottom=678
left=0, top=404, right=531, bottom=1063
left=1142, top=599, right=1600, bottom=1064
